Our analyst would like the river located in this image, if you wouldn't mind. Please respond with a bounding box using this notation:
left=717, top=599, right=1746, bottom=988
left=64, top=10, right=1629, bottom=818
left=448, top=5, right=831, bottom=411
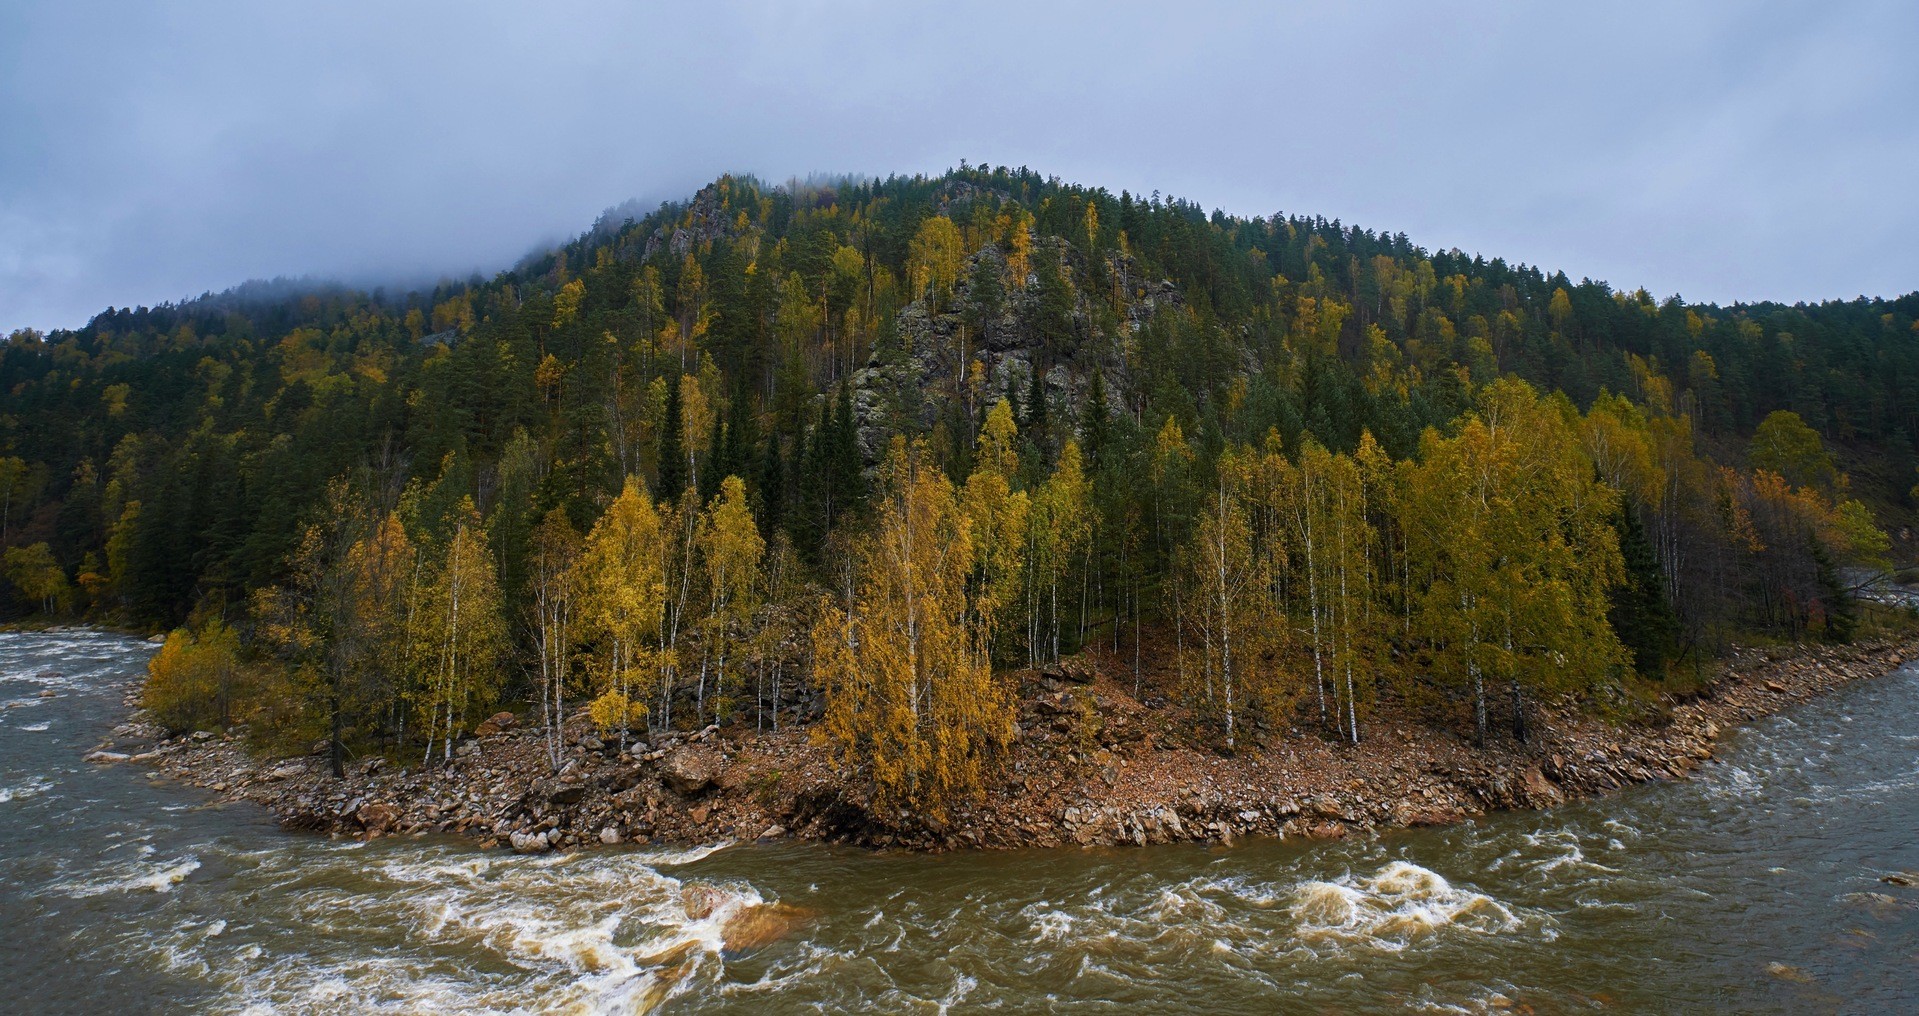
left=2, top=629, right=1915, bottom=1013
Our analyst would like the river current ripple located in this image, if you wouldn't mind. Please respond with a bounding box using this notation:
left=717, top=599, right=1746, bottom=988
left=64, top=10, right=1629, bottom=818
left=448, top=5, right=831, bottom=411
left=2, top=629, right=1915, bottom=1013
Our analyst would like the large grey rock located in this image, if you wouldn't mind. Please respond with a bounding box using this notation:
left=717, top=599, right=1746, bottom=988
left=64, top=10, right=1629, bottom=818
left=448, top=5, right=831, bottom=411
left=660, top=748, right=721, bottom=796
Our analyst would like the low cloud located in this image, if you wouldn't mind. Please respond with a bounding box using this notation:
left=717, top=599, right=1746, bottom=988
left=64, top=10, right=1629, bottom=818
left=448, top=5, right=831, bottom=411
left=3, top=1, right=1913, bottom=331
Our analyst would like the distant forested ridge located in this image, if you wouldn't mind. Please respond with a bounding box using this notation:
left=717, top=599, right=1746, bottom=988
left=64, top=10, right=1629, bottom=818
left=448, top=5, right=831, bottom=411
left=2, top=168, right=1912, bottom=807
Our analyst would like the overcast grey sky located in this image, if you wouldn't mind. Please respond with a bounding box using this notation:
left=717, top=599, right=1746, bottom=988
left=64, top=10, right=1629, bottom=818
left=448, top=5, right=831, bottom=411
left=3, top=1, right=1914, bottom=332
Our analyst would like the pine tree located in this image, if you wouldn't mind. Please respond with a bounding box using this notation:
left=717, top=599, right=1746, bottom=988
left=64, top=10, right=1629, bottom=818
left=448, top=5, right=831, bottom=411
left=1608, top=507, right=1679, bottom=678
left=1080, top=371, right=1109, bottom=468
left=790, top=404, right=830, bottom=559
left=658, top=373, right=687, bottom=502
left=828, top=383, right=866, bottom=524
left=1023, top=361, right=1049, bottom=441
left=755, top=433, right=786, bottom=539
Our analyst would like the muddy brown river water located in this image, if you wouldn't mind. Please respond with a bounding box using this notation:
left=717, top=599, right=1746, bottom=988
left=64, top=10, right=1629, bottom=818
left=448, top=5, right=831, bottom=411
left=2, top=629, right=1916, bottom=1013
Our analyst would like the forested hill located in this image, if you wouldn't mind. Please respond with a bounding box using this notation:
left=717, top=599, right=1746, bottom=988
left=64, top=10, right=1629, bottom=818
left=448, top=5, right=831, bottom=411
left=1, top=167, right=1913, bottom=793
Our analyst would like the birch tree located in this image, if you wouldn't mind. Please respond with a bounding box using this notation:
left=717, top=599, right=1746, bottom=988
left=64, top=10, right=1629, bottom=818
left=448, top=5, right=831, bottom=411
left=415, top=501, right=506, bottom=765
left=815, top=438, right=1009, bottom=818
left=574, top=478, right=667, bottom=749
left=1177, top=449, right=1272, bottom=750
left=697, top=475, right=764, bottom=724
left=528, top=508, right=580, bottom=768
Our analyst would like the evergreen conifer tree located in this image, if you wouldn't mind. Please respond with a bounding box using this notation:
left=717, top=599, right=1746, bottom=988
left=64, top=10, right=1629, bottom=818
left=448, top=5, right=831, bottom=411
left=658, top=373, right=687, bottom=500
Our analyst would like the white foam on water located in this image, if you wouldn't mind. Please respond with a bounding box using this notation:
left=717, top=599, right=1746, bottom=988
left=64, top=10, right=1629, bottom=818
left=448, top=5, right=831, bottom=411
left=1521, top=830, right=1619, bottom=877
left=1707, top=764, right=1767, bottom=801
left=129, top=843, right=795, bottom=1015
left=1290, top=861, right=1520, bottom=954
left=933, top=971, right=977, bottom=1015
left=719, top=940, right=851, bottom=998
left=0, top=776, right=51, bottom=802
left=639, top=840, right=736, bottom=866
left=137, top=858, right=201, bottom=892
left=1027, top=906, right=1075, bottom=942
left=1818, top=763, right=1919, bottom=799
left=66, top=855, right=202, bottom=895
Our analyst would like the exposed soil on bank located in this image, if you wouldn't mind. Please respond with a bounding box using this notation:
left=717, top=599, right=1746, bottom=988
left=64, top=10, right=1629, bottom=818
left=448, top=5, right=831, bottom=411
left=87, top=634, right=1919, bottom=854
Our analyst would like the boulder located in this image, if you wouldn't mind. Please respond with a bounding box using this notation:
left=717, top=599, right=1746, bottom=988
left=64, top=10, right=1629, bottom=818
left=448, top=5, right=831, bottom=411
left=681, top=883, right=734, bottom=921
left=1305, top=821, right=1347, bottom=840
left=721, top=903, right=811, bottom=953
left=1765, top=962, right=1813, bottom=984
left=356, top=802, right=400, bottom=835
left=660, top=748, right=721, bottom=796
left=509, top=829, right=551, bottom=854
left=597, top=766, right=644, bottom=794
left=475, top=711, right=519, bottom=737
left=1521, top=766, right=1565, bottom=807
left=1040, top=655, right=1098, bottom=684
left=549, top=784, right=587, bottom=806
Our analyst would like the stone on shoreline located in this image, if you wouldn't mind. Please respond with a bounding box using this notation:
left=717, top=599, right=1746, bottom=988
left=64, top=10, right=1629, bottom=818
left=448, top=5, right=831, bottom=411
left=661, top=748, right=721, bottom=796
left=356, top=802, right=399, bottom=835
left=111, top=632, right=1918, bottom=857
left=509, top=829, right=551, bottom=853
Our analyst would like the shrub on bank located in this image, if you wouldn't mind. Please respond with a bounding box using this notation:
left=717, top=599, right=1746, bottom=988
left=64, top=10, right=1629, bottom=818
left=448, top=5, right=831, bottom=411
left=144, top=618, right=248, bottom=734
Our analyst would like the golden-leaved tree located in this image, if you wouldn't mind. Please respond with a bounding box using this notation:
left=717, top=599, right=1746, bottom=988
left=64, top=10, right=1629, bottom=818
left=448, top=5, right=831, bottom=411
left=573, top=477, right=667, bottom=748
left=961, top=400, right=1029, bottom=661
left=1177, top=447, right=1275, bottom=750
left=345, top=512, right=417, bottom=749
left=145, top=617, right=243, bottom=734
left=697, top=474, right=765, bottom=724
left=815, top=437, right=1011, bottom=819
left=415, top=500, right=506, bottom=764
left=907, top=214, right=965, bottom=315
left=1028, top=439, right=1092, bottom=664
left=1403, top=379, right=1627, bottom=745
left=3, top=542, right=70, bottom=615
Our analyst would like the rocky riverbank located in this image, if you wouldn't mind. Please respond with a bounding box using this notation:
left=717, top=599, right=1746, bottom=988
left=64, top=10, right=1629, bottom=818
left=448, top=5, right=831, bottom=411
left=87, top=634, right=1919, bottom=854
